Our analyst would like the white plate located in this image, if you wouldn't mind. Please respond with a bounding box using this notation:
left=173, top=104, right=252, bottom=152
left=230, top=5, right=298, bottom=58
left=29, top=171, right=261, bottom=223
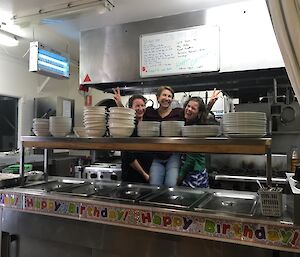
left=224, top=133, right=267, bottom=138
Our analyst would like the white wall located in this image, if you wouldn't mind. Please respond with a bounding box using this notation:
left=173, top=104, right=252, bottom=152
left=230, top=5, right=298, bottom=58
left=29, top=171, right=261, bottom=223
left=206, top=0, right=284, bottom=71
left=0, top=51, right=82, bottom=148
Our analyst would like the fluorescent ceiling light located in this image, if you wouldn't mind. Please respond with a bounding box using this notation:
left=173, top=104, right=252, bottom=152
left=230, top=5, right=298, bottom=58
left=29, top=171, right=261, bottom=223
left=0, top=29, right=19, bottom=47
left=12, top=0, right=114, bottom=24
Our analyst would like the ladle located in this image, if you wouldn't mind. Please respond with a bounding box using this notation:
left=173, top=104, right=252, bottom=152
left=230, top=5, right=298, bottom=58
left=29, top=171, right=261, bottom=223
left=256, top=180, right=263, bottom=189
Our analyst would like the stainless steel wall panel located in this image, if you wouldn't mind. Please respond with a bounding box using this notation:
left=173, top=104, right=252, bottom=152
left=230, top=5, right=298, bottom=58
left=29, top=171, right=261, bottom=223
left=80, top=2, right=284, bottom=85
left=80, top=10, right=206, bottom=84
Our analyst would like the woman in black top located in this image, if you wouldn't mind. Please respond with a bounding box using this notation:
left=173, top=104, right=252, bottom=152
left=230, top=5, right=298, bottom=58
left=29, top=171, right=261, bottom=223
left=114, top=92, right=153, bottom=183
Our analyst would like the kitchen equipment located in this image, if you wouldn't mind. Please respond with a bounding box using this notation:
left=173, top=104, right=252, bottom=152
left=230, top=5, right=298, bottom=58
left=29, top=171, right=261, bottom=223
left=294, top=165, right=300, bottom=181
left=51, top=182, right=98, bottom=197
left=182, top=125, right=220, bottom=137
left=194, top=191, right=258, bottom=216
left=161, top=121, right=185, bottom=137
left=2, top=164, right=32, bottom=174
left=258, top=187, right=283, bottom=217
left=0, top=173, right=21, bottom=188
left=108, top=107, right=135, bottom=137
left=34, top=96, right=74, bottom=127
left=140, top=187, right=207, bottom=209
left=291, top=146, right=300, bottom=173
left=256, top=180, right=263, bottom=189
left=73, top=127, right=87, bottom=138
left=89, top=181, right=121, bottom=199
left=82, top=163, right=122, bottom=181
left=26, top=171, right=44, bottom=181
left=32, top=118, right=50, bottom=136
left=137, top=121, right=160, bottom=137
left=222, top=112, right=267, bottom=138
left=21, top=179, right=86, bottom=192
left=83, top=106, right=107, bottom=137
left=107, top=184, right=161, bottom=203
left=49, top=116, right=72, bottom=137
left=280, top=106, right=295, bottom=124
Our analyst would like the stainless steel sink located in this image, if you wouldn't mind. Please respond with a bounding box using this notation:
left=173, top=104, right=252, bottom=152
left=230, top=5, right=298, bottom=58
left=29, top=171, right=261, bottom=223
left=140, top=187, right=207, bottom=209
left=194, top=191, right=258, bottom=216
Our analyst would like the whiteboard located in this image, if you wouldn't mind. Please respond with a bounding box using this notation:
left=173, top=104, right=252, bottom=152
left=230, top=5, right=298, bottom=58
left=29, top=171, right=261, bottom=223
left=140, top=25, right=220, bottom=78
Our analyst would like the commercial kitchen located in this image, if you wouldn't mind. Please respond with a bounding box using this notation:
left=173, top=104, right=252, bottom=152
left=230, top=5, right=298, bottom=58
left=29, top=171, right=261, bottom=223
left=0, top=0, right=299, bottom=257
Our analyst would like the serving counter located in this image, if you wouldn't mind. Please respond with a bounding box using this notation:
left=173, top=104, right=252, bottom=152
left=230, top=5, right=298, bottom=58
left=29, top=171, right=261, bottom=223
left=0, top=136, right=297, bottom=257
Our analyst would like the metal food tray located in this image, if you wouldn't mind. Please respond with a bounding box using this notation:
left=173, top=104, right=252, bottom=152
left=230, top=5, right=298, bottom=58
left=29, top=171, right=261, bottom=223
left=50, top=183, right=96, bottom=197
left=194, top=191, right=258, bottom=216
left=0, top=173, right=21, bottom=188
left=89, top=181, right=122, bottom=200
left=21, top=179, right=86, bottom=192
left=140, top=187, right=207, bottom=209
left=106, top=183, right=161, bottom=203
left=51, top=180, right=121, bottom=197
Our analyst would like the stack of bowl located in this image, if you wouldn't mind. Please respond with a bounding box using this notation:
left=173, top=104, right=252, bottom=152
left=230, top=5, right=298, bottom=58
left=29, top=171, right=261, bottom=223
left=73, top=127, right=87, bottom=138
left=108, top=107, right=135, bottom=137
left=182, top=125, right=220, bottom=137
left=32, top=118, right=50, bottom=136
left=137, top=121, right=160, bottom=137
left=161, top=121, right=185, bottom=137
left=83, top=106, right=107, bottom=137
left=49, top=116, right=72, bottom=137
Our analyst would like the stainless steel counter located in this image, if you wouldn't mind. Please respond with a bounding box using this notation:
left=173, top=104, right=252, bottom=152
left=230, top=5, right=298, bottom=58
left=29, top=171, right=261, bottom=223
left=0, top=177, right=298, bottom=255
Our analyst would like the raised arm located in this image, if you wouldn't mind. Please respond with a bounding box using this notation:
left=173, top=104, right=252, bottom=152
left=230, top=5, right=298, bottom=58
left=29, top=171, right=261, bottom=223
left=207, top=88, right=221, bottom=112
left=113, top=87, right=124, bottom=107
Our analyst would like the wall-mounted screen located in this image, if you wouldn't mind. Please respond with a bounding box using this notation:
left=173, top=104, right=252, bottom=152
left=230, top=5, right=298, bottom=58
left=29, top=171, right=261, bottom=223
left=29, top=41, right=70, bottom=79
left=140, top=25, right=220, bottom=78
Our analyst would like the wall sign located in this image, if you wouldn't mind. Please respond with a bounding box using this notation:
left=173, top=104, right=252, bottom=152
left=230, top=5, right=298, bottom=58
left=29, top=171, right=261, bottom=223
left=140, top=25, right=220, bottom=78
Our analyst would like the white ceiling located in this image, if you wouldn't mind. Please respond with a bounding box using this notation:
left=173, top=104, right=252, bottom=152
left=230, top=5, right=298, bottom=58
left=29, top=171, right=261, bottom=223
left=0, top=0, right=246, bottom=60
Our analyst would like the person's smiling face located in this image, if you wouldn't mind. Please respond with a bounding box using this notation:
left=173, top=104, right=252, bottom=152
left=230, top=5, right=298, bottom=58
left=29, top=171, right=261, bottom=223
left=184, top=100, right=200, bottom=122
left=131, top=98, right=146, bottom=120
left=157, top=89, right=173, bottom=108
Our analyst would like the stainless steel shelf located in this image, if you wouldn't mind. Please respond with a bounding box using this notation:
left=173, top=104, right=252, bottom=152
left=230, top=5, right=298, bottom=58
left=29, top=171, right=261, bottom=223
left=21, top=136, right=271, bottom=155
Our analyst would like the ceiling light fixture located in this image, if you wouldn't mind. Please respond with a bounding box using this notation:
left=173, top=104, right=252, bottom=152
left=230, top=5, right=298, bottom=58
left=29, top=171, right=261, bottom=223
left=12, top=0, right=115, bottom=24
left=0, top=29, right=19, bottom=47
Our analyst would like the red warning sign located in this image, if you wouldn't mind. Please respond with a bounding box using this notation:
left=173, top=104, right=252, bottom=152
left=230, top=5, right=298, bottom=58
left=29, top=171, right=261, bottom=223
left=83, top=74, right=91, bottom=82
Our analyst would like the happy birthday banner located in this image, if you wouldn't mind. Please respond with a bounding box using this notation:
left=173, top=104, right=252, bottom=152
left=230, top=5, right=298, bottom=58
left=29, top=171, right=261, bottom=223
left=1, top=192, right=299, bottom=252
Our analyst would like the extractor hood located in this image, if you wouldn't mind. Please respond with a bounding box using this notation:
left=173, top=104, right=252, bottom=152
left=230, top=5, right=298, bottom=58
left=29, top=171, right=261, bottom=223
left=80, top=2, right=285, bottom=94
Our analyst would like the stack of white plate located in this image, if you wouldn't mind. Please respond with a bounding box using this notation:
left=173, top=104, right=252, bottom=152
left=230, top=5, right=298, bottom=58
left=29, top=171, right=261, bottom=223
left=182, top=125, right=220, bottom=137
left=108, top=107, right=135, bottom=137
left=161, top=121, right=185, bottom=137
left=49, top=116, right=72, bottom=137
left=137, top=121, right=160, bottom=137
left=83, top=106, right=107, bottom=137
left=32, top=118, right=50, bottom=136
left=222, top=112, right=267, bottom=138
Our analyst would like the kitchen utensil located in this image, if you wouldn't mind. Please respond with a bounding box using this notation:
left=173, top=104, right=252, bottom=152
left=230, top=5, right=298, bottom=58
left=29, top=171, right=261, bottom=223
left=280, top=106, right=295, bottom=123
left=258, top=187, right=283, bottom=217
left=256, top=180, right=263, bottom=189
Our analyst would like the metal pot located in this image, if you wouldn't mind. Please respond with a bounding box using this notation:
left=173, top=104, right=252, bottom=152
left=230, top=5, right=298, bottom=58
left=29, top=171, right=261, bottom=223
left=280, top=105, right=295, bottom=124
